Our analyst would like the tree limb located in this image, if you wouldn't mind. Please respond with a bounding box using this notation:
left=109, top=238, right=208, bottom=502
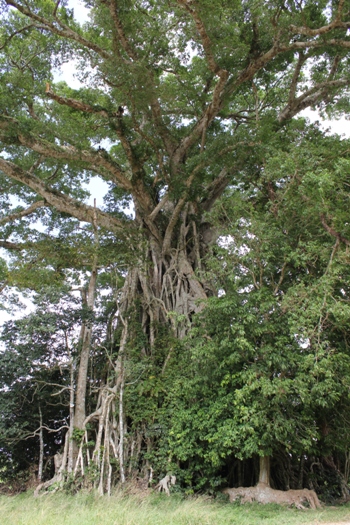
left=0, top=116, right=133, bottom=192
left=289, top=18, right=350, bottom=38
left=177, top=0, right=221, bottom=74
left=320, top=214, right=350, bottom=246
left=0, top=200, right=47, bottom=225
left=6, top=0, right=111, bottom=59
left=45, top=84, right=120, bottom=118
left=108, top=0, right=138, bottom=61
left=0, top=240, right=23, bottom=251
left=279, top=77, right=350, bottom=122
left=0, top=157, right=128, bottom=234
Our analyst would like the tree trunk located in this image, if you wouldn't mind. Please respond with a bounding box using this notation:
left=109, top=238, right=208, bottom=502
left=75, top=208, right=99, bottom=430
left=258, top=456, right=271, bottom=486
left=38, top=406, right=44, bottom=483
left=75, top=262, right=98, bottom=430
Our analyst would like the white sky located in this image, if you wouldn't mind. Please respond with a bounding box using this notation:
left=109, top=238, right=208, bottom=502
left=303, top=109, right=350, bottom=138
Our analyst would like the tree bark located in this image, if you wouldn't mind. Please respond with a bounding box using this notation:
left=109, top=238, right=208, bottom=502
left=258, top=456, right=271, bottom=486
left=74, top=217, right=99, bottom=430
left=38, top=406, right=44, bottom=483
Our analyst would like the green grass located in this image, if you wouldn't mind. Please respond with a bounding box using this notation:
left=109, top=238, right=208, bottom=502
left=1, top=491, right=350, bottom=525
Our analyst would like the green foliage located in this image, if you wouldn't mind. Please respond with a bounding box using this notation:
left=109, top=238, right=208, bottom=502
left=158, top=126, right=350, bottom=489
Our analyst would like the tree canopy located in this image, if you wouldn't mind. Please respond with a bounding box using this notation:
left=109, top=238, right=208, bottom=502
left=1, top=0, right=350, bottom=500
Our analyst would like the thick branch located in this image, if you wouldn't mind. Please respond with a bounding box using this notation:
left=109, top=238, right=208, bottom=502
left=0, top=116, right=133, bottom=191
left=45, top=84, right=121, bottom=118
left=0, top=158, right=128, bottom=233
left=177, top=0, right=221, bottom=74
left=148, top=193, right=170, bottom=222
left=172, top=70, right=229, bottom=166
left=278, top=77, right=350, bottom=122
left=109, top=0, right=138, bottom=61
left=201, top=168, right=229, bottom=212
left=39, top=93, right=156, bottom=215
left=149, top=96, right=177, bottom=156
left=163, top=166, right=200, bottom=254
left=289, top=19, right=350, bottom=38
left=287, top=51, right=307, bottom=107
left=289, top=38, right=350, bottom=51
left=6, top=0, right=110, bottom=59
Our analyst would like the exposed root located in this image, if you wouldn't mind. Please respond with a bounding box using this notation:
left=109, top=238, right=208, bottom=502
left=155, top=474, right=177, bottom=496
left=223, top=483, right=322, bottom=509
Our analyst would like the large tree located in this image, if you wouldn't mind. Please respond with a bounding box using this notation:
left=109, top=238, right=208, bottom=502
left=1, top=0, right=350, bottom=494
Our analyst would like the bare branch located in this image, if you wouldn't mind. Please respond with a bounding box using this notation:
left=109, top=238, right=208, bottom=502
left=23, top=424, right=69, bottom=441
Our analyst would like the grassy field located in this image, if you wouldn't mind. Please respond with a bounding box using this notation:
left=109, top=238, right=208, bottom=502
left=1, top=491, right=350, bottom=525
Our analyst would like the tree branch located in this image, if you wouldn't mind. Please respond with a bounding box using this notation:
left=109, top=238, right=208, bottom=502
left=39, top=91, right=157, bottom=216
left=177, top=0, right=221, bottom=74
left=0, top=115, right=133, bottom=192
left=0, top=24, right=37, bottom=50
left=0, top=201, right=47, bottom=225
left=172, top=70, right=229, bottom=166
left=0, top=240, right=23, bottom=251
left=287, top=51, right=308, bottom=107
left=108, top=0, right=138, bottom=61
left=278, top=77, right=350, bottom=122
left=6, top=0, right=110, bottom=59
left=0, top=157, right=128, bottom=234
left=45, top=84, right=121, bottom=118
left=320, top=214, right=350, bottom=246
left=289, top=18, right=350, bottom=38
